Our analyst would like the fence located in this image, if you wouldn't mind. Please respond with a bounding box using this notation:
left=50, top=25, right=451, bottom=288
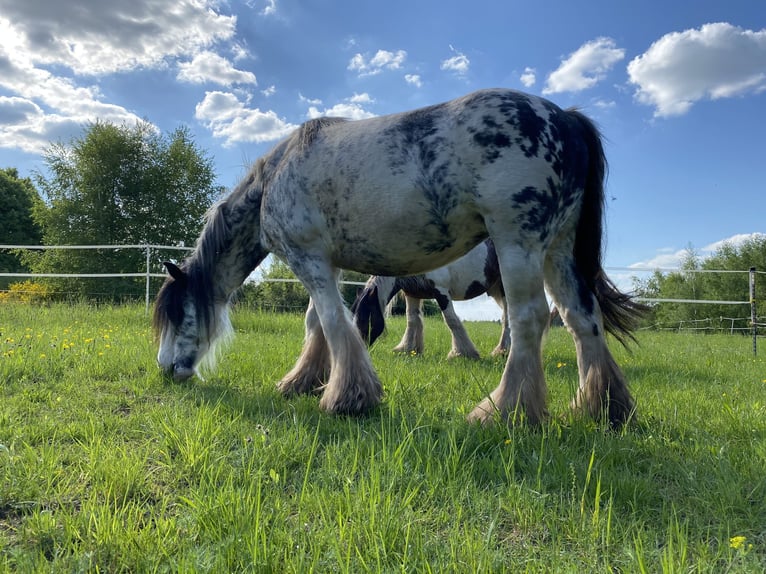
left=2, top=245, right=764, bottom=353
left=0, top=244, right=366, bottom=312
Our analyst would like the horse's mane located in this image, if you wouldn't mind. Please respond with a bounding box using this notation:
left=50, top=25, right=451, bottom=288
left=296, top=116, right=347, bottom=149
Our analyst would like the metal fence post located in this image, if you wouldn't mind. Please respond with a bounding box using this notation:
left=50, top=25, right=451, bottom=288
left=751, top=267, right=757, bottom=356
left=145, top=245, right=151, bottom=315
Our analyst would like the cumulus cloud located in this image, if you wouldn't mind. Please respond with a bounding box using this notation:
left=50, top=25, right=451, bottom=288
left=627, top=22, right=766, bottom=117
left=0, top=0, right=236, bottom=76
left=195, top=91, right=296, bottom=146
left=629, top=232, right=766, bottom=269
left=0, top=52, right=144, bottom=152
left=441, top=46, right=470, bottom=75
left=543, top=37, right=624, bottom=94
left=405, top=74, right=422, bottom=88
left=0, top=0, right=238, bottom=153
left=304, top=93, right=376, bottom=120
left=348, top=49, right=407, bottom=76
left=177, top=52, right=257, bottom=86
left=261, top=0, right=277, bottom=16
left=520, top=67, right=536, bottom=87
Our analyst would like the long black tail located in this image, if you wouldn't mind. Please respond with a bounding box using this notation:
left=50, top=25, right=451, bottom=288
left=569, top=110, right=647, bottom=347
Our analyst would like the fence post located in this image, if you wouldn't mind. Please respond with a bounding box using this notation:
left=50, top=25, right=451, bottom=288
left=751, top=267, right=757, bottom=356
left=145, top=245, right=151, bottom=315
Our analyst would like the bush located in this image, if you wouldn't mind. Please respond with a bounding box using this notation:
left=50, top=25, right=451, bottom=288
left=0, top=280, right=53, bottom=303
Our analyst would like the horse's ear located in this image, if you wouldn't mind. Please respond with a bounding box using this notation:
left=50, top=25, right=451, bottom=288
left=164, top=261, right=187, bottom=284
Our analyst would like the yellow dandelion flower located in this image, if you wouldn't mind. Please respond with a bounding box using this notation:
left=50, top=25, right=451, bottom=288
left=557, top=361, right=566, bottom=368
left=39, top=353, right=46, bottom=359
left=730, top=536, right=746, bottom=550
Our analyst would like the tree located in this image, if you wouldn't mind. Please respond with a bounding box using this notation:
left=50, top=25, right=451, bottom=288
left=239, top=258, right=310, bottom=312
left=0, top=168, right=43, bottom=289
left=27, top=121, right=223, bottom=299
left=634, top=238, right=766, bottom=332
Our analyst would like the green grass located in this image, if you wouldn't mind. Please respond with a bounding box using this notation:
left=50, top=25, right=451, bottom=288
left=1, top=302, right=764, bottom=573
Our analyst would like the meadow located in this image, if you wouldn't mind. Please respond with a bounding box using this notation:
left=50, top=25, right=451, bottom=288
left=1, top=302, right=764, bottom=573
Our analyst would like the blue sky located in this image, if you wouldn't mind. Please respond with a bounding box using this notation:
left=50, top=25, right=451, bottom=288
left=1, top=0, right=764, bottom=318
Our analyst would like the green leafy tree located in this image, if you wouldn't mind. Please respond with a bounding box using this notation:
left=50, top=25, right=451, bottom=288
left=238, top=261, right=382, bottom=312
left=0, top=168, right=43, bottom=289
left=27, top=121, right=222, bottom=300
left=635, top=239, right=766, bottom=332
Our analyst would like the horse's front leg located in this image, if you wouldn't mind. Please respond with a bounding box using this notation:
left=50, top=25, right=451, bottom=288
left=288, top=259, right=383, bottom=415
left=277, top=299, right=330, bottom=396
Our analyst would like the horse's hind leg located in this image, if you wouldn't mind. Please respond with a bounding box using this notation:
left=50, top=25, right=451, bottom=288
left=468, top=248, right=549, bottom=425
left=392, top=295, right=425, bottom=354
left=277, top=300, right=330, bottom=396
left=544, top=252, right=634, bottom=426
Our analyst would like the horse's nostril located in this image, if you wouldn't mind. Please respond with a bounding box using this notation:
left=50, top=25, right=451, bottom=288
left=173, top=363, right=195, bottom=381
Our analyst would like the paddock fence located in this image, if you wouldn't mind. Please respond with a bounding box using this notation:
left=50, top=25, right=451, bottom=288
left=2, top=244, right=764, bottom=352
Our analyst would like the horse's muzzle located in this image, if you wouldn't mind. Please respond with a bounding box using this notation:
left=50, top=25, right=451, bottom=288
left=173, top=364, right=195, bottom=381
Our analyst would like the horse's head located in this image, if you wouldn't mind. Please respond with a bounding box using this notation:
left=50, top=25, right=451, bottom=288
left=153, top=261, right=228, bottom=380
left=350, top=282, right=387, bottom=346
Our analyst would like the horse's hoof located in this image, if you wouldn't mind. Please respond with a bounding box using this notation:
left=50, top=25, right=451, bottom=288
left=277, top=374, right=323, bottom=396
left=467, top=398, right=498, bottom=426
left=319, top=383, right=382, bottom=415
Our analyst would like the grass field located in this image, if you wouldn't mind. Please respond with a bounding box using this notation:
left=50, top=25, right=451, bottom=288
left=1, top=302, right=764, bottom=573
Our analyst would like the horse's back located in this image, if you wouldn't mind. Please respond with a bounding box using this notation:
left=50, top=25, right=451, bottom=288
left=260, top=89, right=594, bottom=276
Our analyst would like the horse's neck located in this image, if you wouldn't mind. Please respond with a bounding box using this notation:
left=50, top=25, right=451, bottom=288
left=194, top=183, right=267, bottom=300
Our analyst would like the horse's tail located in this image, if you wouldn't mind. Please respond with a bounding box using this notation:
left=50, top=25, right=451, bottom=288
left=569, top=109, right=647, bottom=347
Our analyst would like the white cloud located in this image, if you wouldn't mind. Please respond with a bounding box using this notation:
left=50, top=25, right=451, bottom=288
left=520, top=67, right=536, bottom=87
left=348, top=49, right=407, bottom=76
left=307, top=103, right=376, bottom=121
left=441, top=46, right=470, bottom=75
left=627, top=23, right=766, bottom=117
left=0, top=0, right=236, bottom=76
left=0, top=52, right=144, bottom=153
left=195, top=91, right=296, bottom=146
left=261, top=0, right=277, bottom=16
left=177, top=52, right=257, bottom=86
left=543, top=37, right=624, bottom=94
left=0, top=0, right=237, bottom=154
left=702, top=232, right=766, bottom=254
left=299, top=93, right=323, bottom=106
left=261, top=85, right=276, bottom=97
left=405, top=74, right=422, bottom=88
left=348, top=92, right=373, bottom=104
left=306, top=93, right=376, bottom=120
left=628, top=232, right=766, bottom=269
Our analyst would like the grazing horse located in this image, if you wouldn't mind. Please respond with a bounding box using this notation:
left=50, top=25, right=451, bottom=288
left=351, top=239, right=510, bottom=359
left=153, top=88, right=645, bottom=426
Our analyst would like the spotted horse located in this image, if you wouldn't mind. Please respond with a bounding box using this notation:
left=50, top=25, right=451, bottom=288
left=153, top=88, right=646, bottom=426
left=352, top=239, right=510, bottom=359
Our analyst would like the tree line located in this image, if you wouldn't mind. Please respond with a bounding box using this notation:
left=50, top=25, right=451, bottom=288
left=2, top=120, right=763, bottom=328
left=632, top=239, right=765, bottom=333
